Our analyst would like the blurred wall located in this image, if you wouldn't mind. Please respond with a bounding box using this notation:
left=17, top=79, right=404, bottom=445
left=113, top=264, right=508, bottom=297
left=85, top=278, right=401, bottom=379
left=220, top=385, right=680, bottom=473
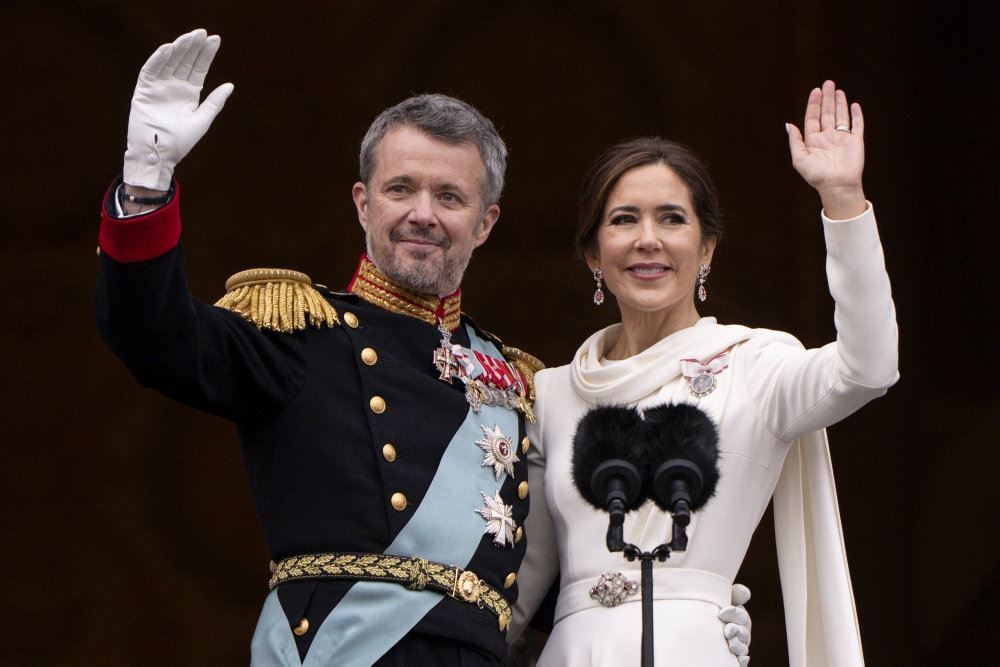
left=2, top=1, right=997, bottom=663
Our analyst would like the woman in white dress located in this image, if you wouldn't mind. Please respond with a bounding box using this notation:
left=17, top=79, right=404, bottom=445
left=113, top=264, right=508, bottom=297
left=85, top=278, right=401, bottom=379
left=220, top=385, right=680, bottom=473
left=512, top=81, right=898, bottom=666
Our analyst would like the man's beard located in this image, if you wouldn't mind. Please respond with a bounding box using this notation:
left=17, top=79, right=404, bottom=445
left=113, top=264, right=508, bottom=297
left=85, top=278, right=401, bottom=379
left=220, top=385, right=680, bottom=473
left=366, top=228, right=474, bottom=294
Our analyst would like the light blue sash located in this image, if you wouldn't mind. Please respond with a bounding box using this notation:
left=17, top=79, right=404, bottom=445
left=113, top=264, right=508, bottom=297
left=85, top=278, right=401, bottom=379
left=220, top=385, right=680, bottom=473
left=251, top=326, right=518, bottom=666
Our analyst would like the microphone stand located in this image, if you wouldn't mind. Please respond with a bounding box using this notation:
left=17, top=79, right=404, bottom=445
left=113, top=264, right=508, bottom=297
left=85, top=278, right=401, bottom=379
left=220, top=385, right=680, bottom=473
left=581, top=405, right=717, bottom=667
left=608, top=519, right=690, bottom=667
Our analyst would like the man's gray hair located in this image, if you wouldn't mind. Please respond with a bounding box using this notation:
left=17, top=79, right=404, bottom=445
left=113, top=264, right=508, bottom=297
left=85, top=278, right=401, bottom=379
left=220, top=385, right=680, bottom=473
left=359, top=94, right=507, bottom=206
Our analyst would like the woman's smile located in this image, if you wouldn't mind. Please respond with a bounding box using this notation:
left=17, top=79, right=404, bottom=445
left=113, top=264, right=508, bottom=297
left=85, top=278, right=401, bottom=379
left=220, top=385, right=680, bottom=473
left=625, top=262, right=672, bottom=280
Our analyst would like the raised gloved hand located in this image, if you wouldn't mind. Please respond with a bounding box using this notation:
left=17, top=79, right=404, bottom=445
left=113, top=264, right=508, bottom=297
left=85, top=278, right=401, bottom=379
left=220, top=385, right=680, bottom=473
left=718, top=583, right=752, bottom=666
left=123, top=28, right=234, bottom=190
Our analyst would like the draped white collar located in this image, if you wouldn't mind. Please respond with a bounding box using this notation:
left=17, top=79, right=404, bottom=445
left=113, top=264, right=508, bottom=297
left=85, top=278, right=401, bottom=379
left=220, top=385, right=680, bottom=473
left=569, top=317, right=755, bottom=405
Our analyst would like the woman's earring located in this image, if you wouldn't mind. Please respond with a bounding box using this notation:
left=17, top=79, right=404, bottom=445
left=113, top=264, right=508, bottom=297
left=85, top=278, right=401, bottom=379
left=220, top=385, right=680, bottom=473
left=697, top=263, right=711, bottom=302
left=592, top=267, right=605, bottom=305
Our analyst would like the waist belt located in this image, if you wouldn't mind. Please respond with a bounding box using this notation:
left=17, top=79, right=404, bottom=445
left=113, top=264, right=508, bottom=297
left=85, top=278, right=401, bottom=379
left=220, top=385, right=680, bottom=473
left=554, top=567, right=732, bottom=625
left=269, top=552, right=512, bottom=631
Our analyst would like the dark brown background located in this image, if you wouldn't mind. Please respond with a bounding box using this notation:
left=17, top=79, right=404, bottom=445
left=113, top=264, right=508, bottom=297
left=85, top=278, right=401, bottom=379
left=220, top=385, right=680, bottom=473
left=2, top=2, right=997, bottom=664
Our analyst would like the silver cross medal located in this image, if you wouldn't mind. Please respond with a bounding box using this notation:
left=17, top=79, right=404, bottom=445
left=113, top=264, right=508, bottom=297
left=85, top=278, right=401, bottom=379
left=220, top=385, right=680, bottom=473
left=433, top=319, right=460, bottom=384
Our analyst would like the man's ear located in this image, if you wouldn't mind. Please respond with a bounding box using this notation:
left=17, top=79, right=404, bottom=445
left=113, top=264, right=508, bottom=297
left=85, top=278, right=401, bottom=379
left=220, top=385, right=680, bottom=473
left=352, top=182, right=369, bottom=232
left=472, top=203, right=501, bottom=248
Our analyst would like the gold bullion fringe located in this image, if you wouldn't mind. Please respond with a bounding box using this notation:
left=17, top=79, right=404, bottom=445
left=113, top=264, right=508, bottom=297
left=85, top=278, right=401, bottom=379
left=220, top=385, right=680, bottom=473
left=503, top=346, right=545, bottom=403
left=215, top=268, right=339, bottom=332
left=269, top=552, right=512, bottom=631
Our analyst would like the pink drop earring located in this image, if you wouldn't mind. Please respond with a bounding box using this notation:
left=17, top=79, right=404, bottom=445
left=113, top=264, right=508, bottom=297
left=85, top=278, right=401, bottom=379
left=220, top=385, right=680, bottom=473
left=592, top=267, right=605, bottom=305
left=697, top=263, right=711, bottom=302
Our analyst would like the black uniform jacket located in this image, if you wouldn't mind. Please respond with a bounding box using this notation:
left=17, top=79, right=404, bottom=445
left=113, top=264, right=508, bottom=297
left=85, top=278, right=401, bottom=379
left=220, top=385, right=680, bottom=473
left=95, top=182, right=532, bottom=662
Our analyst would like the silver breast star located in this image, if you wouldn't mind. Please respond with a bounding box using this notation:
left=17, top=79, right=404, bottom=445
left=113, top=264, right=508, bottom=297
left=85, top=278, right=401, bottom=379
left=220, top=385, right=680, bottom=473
left=475, top=424, right=519, bottom=479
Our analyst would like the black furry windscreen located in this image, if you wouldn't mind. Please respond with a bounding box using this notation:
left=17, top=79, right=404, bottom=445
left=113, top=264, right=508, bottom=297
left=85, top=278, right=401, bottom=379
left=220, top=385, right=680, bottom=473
left=642, top=403, right=720, bottom=510
left=570, top=402, right=721, bottom=512
left=571, top=405, right=647, bottom=512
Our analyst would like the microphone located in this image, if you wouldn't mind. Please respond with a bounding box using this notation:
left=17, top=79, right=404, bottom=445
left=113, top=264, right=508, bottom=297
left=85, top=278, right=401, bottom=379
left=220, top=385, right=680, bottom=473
left=641, top=403, right=720, bottom=550
left=571, top=406, right=646, bottom=551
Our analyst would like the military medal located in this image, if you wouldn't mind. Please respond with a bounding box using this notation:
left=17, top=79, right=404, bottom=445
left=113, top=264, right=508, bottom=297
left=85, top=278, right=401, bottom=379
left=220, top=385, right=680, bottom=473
left=433, top=320, right=462, bottom=383
left=476, top=424, right=519, bottom=479
left=432, top=319, right=534, bottom=422
left=465, top=352, right=534, bottom=421
left=680, top=351, right=730, bottom=398
left=476, top=491, right=516, bottom=547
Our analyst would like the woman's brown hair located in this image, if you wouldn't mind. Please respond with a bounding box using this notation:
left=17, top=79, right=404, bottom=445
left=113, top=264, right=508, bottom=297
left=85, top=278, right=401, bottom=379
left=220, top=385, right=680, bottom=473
left=575, top=137, right=723, bottom=259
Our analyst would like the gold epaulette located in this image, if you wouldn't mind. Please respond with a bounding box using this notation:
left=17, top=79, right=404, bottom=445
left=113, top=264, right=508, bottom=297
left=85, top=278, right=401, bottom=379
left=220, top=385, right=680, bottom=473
left=503, top=346, right=545, bottom=403
left=214, top=268, right=340, bottom=333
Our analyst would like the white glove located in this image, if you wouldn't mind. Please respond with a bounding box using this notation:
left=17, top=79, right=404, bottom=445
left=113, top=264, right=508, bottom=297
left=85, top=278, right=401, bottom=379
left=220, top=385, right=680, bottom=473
left=718, top=583, right=752, bottom=666
left=123, top=28, right=234, bottom=190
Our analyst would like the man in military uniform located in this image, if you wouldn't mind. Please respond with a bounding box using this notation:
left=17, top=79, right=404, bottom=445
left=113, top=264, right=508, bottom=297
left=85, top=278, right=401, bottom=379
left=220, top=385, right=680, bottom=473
left=97, top=28, right=541, bottom=665
left=96, top=29, right=752, bottom=665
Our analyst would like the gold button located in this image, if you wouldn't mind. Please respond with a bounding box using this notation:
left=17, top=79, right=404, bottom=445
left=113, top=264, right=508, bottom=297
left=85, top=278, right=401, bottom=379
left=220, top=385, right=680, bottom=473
left=369, top=396, right=386, bottom=414
left=292, top=617, right=309, bottom=636
left=504, top=572, right=517, bottom=588
left=518, top=481, right=529, bottom=499
left=515, top=526, right=523, bottom=543
left=344, top=312, right=359, bottom=328
left=382, top=443, right=397, bottom=462
left=391, top=492, right=407, bottom=511
left=521, top=436, right=530, bottom=454
left=361, top=347, right=378, bottom=365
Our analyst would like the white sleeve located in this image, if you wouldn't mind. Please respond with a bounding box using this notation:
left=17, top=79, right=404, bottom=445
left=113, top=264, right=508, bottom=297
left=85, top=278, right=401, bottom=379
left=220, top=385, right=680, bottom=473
left=744, top=204, right=899, bottom=441
left=508, top=370, right=559, bottom=644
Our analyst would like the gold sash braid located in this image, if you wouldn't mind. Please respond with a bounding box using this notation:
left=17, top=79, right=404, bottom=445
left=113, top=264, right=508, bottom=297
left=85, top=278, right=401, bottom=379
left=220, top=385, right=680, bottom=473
left=269, top=552, right=512, bottom=631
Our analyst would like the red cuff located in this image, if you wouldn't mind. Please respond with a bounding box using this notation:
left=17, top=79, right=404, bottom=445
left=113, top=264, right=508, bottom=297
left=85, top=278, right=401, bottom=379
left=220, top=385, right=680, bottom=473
left=97, top=180, right=182, bottom=262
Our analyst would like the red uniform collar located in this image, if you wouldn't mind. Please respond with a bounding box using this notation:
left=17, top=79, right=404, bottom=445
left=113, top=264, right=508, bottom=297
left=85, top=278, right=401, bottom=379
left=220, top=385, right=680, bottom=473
left=347, top=254, right=462, bottom=331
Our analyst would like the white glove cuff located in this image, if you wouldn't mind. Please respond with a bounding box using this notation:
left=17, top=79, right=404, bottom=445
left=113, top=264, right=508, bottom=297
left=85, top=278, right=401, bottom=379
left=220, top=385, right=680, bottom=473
left=123, top=141, right=173, bottom=191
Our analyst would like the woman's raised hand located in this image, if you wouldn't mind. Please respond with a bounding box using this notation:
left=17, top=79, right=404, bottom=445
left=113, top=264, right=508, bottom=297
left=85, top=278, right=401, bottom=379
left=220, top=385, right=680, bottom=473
left=786, top=80, right=867, bottom=219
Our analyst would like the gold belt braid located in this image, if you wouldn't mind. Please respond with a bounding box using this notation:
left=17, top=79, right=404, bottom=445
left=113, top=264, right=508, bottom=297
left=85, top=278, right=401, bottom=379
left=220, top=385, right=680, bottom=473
left=268, top=552, right=512, bottom=632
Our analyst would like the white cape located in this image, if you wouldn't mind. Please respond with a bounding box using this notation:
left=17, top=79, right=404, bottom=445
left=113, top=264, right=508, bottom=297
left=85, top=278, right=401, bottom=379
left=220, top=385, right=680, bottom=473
left=774, top=430, right=864, bottom=666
